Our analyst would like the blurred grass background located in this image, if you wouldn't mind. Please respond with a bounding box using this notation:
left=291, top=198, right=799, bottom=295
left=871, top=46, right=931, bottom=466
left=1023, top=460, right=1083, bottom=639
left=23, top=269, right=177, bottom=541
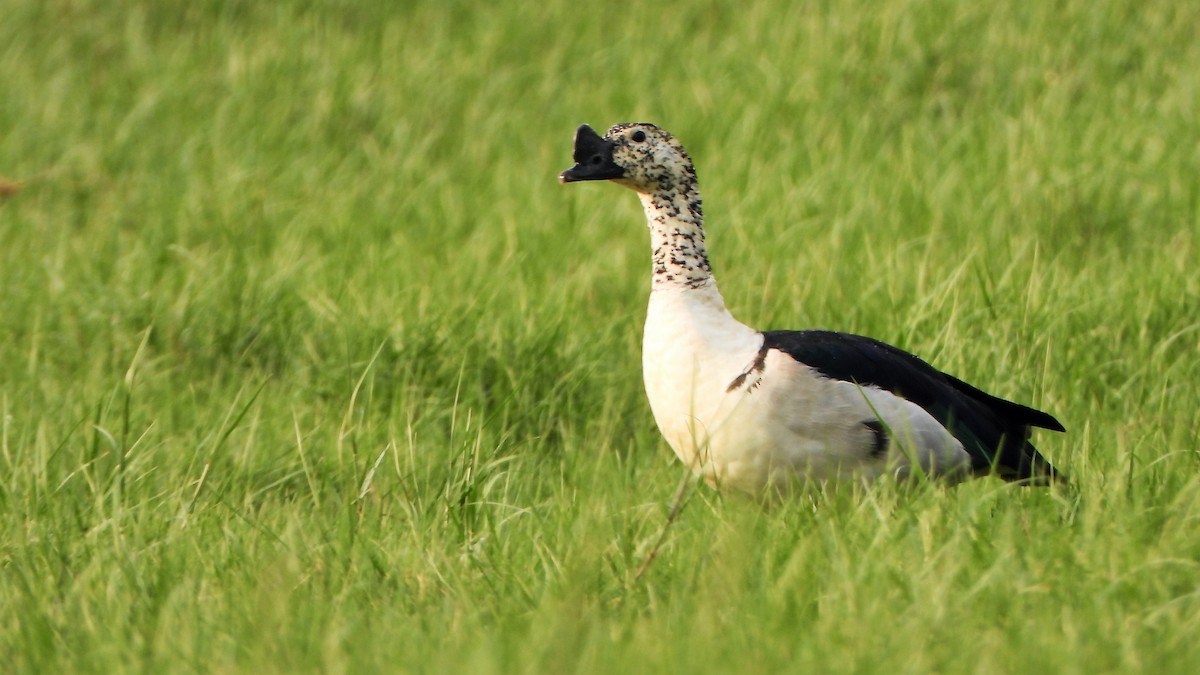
left=1, top=0, right=1198, bottom=672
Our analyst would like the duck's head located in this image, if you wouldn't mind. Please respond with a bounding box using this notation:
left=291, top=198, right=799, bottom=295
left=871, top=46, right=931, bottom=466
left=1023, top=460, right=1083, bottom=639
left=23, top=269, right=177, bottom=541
left=559, top=123, right=696, bottom=194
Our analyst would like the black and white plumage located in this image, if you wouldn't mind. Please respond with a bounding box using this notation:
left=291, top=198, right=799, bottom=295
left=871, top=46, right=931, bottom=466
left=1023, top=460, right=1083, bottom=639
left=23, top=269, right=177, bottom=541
left=560, top=123, right=1064, bottom=494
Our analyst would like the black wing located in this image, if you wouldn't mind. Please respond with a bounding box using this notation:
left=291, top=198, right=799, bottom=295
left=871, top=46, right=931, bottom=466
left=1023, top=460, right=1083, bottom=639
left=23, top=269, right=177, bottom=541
left=761, top=329, right=1065, bottom=483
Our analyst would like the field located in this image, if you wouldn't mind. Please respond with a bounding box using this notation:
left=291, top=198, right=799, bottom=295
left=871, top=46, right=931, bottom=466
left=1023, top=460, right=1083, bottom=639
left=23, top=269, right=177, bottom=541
left=2, top=0, right=1199, bottom=672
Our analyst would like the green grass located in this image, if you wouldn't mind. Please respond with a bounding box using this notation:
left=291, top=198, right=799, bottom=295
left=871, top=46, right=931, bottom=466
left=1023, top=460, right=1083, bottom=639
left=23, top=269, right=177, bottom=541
left=2, top=0, right=1198, bottom=672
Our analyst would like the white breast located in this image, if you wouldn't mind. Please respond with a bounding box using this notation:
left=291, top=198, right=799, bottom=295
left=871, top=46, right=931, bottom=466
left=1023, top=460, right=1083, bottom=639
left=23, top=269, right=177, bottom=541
left=641, top=284, right=758, bottom=464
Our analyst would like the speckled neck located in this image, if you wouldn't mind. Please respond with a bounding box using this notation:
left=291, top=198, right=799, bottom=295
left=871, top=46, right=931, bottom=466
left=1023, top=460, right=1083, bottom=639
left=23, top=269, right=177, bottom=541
left=639, top=184, right=713, bottom=291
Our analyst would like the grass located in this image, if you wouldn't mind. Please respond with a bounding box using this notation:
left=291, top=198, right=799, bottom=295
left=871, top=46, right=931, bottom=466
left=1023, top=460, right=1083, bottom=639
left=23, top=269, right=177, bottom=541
left=1, top=0, right=1198, bottom=672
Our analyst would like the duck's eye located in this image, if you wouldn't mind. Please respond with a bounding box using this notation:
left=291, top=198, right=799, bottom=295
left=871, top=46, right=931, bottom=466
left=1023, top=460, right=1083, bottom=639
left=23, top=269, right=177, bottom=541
left=631, top=130, right=647, bottom=143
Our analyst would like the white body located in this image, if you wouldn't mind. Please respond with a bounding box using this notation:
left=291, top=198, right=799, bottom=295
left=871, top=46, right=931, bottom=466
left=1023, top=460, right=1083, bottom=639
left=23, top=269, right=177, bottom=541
left=643, top=282, right=971, bottom=493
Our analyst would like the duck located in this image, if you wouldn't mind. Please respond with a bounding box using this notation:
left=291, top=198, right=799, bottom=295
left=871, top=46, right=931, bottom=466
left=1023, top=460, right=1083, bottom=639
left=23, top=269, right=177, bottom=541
left=559, top=122, right=1064, bottom=494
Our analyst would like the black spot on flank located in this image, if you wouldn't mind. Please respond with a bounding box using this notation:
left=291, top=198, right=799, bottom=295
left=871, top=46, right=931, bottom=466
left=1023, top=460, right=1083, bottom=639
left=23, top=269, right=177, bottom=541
left=863, top=419, right=888, bottom=458
left=725, top=371, right=750, bottom=393
left=726, top=344, right=770, bottom=393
